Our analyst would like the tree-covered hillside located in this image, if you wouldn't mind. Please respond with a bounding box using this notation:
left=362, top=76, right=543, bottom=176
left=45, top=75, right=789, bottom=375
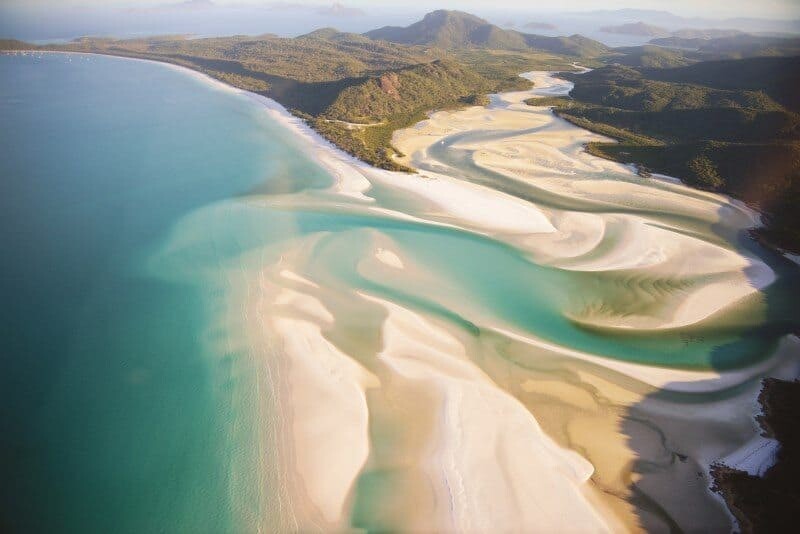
left=365, top=10, right=609, bottom=57
left=536, top=58, right=800, bottom=252
left=314, top=60, right=493, bottom=170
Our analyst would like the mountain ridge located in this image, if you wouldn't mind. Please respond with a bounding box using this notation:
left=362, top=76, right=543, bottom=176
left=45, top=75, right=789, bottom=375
left=365, top=10, right=608, bottom=56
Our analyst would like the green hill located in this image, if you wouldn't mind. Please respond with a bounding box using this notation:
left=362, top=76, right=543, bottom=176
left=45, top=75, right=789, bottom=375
left=0, top=39, right=34, bottom=50
left=523, top=34, right=609, bottom=57
left=566, top=65, right=784, bottom=113
left=642, top=56, right=800, bottom=112
left=315, top=60, right=493, bottom=169
left=649, top=34, right=800, bottom=60
left=365, top=10, right=608, bottom=57
left=365, top=10, right=523, bottom=49
left=607, top=45, right=694, bottom=68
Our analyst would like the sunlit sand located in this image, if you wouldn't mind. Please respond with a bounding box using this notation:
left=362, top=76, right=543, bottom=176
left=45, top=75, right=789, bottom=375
left=146, top=62, right=799, bottom=531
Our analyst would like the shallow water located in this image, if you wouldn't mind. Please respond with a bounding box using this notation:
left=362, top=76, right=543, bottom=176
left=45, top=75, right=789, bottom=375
left=0, top=53, right=330, bottom=532
left=2, top=53, right=798, bottom=532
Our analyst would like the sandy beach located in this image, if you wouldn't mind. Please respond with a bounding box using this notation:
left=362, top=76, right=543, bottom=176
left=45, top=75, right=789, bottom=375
left=88, top=52, right=797, bottom=531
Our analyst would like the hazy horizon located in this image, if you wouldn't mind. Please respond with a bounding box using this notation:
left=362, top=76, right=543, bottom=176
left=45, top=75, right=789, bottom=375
left=2, top=1, right=799, bottom=43
left=4, top=0, right=800, bottom=20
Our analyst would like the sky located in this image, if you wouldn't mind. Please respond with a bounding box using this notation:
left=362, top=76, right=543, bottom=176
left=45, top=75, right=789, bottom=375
left=3, top=0, right=799, bottom=20
left=2, top=0, right=798, bottom=42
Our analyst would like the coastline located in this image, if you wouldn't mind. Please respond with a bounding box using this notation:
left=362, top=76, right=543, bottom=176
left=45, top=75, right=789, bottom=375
left=238, top=62, right=800, bottom=530
left=9, top=50, right=799, bottom=531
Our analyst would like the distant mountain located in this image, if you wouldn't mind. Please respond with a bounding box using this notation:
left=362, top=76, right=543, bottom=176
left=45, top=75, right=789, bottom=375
left=650, top=33, right=800, bottom=59
left=0, top=39, right=31, bottom=50
left=578, top=8, right=800, bottom=35
left=365, top=10, right=510, bottom=48
left=610, top=45, right=693, bottom=68
left=600, top=22, right=671, bottom=38
left=298, top=27, right=370, bottom=43
left=671, top=28, right=744, bottom=39
left=525, top=34, right=609, bottom=57
left=364, top=10, right=608, bottom=56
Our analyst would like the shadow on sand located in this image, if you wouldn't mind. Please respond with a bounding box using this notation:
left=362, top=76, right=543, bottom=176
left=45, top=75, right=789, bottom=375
left=620, top=221, right=800, bottom=531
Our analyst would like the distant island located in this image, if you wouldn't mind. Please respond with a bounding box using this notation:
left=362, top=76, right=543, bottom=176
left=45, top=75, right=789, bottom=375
left=599, top=21, right=748, bottom=40
left=599, top=21, right=672, bottom=38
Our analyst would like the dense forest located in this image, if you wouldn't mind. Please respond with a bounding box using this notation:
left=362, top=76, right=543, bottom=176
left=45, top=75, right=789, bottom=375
left=711, top=378, right=800, bottom=533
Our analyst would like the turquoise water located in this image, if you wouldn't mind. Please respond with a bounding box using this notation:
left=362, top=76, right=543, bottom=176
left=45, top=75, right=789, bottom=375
left=2, top=53, right=799, bottom=532
left=0, top=53, right=330, bottom=532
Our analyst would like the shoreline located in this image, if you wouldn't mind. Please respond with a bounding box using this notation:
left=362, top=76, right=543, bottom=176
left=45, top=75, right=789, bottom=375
left=9, top=50, right=799, bottom=531
left=3, top=49, right=790, bottom=264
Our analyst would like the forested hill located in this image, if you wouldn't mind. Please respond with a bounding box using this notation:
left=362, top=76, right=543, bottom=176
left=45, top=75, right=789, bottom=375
left=641, top=56, right=800, bottom=112
left=533, top=56, right=800, bottom=252
left=365, top=10, right=609, bottom=57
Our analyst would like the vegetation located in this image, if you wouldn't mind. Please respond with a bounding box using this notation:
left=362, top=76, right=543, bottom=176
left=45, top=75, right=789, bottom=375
left=538, top=59, right=800, bottom=252
left=604, top=45, right=694, bottom=68
left=365, top=10, right=609, bottom=57
left=4, top=10, right=798, bottom=250
left=1, top=11, right=591, bottom=171
left=711, top=378, right=800, bottom=533
left=313, top=60, right=494, bottom=170
left=451, top=49, right=586, bottom=92
left=604, top=33, right=800, bottom=71
left=641, top=56, right=800, bottom=112
left=649, top=34, right=800, bottom=60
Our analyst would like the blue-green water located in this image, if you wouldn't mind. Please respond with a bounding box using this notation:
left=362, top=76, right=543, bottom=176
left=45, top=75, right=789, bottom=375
left=0, top=53, right=331, bottom=532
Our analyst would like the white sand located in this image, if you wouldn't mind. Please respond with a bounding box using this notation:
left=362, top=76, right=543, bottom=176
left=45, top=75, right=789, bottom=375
left=718, top=436, right=780, bottom=477
left=375, top=247, right=404, bottom=269
left=121, top=52, right=797, bottom=532
left=391, top=70, right=777, bottom=332
left=267, top=285, right=379, bottom=528
left=361, top=293, right=612, bottom=533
